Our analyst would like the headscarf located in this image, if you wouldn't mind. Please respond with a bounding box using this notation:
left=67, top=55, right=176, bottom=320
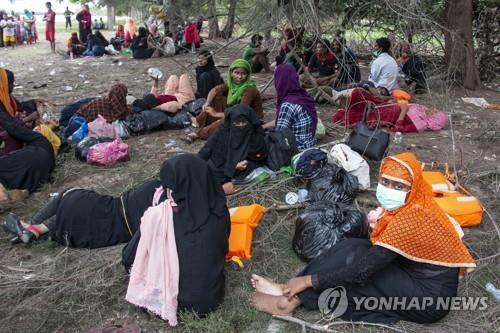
left=23, top=9, right=33, bottom=20
left=222, top=104, right=267, bottom=178
left=116, top=25, right=125, bottom=38
left=274, top=64, right=317, bottom=133
left=137, top=26, right=147, bottom=38
left=370, top=152, right=476, bottom=273
left=79, top=6, right=91, bottom=30
left=0, top=68, right=17, bottom=117
left=160, top=153, right=227, bottom=235
left=195, top=50, right=216, bottom=76
left=124, top=17, right=137, bottom=36
left=35, top=124, right=61, bottom=156
left=68, top=32, right=80, bottom=46
left=77, top=83, right=130, bottom=123
left=226, top=59, right=256, bottom=106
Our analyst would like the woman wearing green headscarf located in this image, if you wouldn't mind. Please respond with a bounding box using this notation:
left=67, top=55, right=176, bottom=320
left=185, top=58, right=263, bottom=143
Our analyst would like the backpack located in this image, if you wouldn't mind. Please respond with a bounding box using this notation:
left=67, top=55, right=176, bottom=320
left=265, top=129, right=298, bottom=171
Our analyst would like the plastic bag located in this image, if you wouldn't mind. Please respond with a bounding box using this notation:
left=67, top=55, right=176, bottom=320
left=140, top=110, right=169, bottom=131
left=123, top=113, right=146, bottom=134
left=112, top=120, right=131, bottom=139
left=292, top=148, right=328, bottom=179
left=71, top=121, right=88, bottom=144
left=293, top=200, right=368, bottom=261
left=75, top=137, right=113, bottom=161
left=88, top=115, right=117, bottom=139
left=162, top=110, right=191, bottom=130
left=307, top=164, right=359, bottom=204
left=87, top=138, right=130, bottom=166
left=182, top=98, right=206, bottom=116
left=315, top=118, right=326, bottom=139
left=329, top=144, right=370, bottom=190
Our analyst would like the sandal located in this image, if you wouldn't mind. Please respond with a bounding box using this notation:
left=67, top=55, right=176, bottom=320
left=1, top=213, right=23, bottom=236
left=181, top=133, right=198, bottom=144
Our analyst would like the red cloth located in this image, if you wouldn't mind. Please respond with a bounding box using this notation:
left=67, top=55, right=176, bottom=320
left=184, top=23, right=200, bottom=45
left=332, top=88, right=417, bottom=132
left=79, top=10, right=92, bottom=30
left=156, top=95, right=178, bottom=104
left=44, top=10, right=56, bottom=42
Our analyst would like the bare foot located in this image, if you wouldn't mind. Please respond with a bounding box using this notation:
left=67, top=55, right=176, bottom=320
left=7, top=189, right=29, bottom=202
left=0, top=184, right=9, bottom=202
left=250, top=292, right=300, bottom=316
left=222, top=182, right=239, bottom=195
left=251, top=274, right=284, bottom=296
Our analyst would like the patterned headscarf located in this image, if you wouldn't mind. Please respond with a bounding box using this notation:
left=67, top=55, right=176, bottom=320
left=0, top=68, right=17, bottom=116
left=77, top=83, right=130, bottom=123
left=371, top=152, right=475, bottom=273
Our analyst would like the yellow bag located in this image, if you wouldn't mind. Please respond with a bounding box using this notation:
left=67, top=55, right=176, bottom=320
left=226, top=204, right=265, bottom=260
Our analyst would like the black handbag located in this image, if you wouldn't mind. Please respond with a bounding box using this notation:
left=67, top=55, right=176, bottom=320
left=347, top=102, right=389, bottom=161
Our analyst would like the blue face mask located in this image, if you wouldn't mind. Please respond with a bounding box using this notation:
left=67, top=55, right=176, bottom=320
left=376, top=184, right=408, bottom=211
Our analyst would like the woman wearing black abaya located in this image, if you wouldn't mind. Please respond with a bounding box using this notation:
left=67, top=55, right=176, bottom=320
left=122, top=154, right=230, bottom=316
left=195, top=49, right=224, bottom=99
left=0, top=119, right=55, bottom=198
left=198, top=104, right=268, bottom=194
left=2, top=179, right=161, bottom=247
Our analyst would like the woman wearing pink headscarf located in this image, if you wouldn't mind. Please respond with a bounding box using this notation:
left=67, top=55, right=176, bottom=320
left=124, top=17, right=137, bottom=48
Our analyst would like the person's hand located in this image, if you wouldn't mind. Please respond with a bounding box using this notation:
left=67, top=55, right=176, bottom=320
left=393, top=119, right=405, bottom=132
left=283, top=276, right=313, bottom=300
left=202, top=102, right=210, bottom=112
left=205, top=106, right=217, bottom=116
left=236, top=160, right=248, bottom=171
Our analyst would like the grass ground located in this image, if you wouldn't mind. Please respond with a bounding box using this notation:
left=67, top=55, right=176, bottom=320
left=0, top=32, right=499, bottom=333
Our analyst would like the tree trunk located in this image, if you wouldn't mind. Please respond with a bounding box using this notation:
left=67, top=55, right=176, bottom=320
left=444, top=0, right=481, bottom=90
left=166, top=0, right=183, bottom=35
left=221, top=0, right=238, bottom=39
left=207, top=0, right=220, bottom=39
left=106, top=5, right=115, bottom=30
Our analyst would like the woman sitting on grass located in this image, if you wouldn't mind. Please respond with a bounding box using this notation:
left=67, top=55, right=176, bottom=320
left=198, top=104, right=267, bottom=194
left=251, top=152, right=475, bottom=324
left=186, top=59, right=263, bottom=142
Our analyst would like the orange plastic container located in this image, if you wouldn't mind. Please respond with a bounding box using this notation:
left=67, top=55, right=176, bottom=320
left=226, top=204, right=265, bottom=260
left=434, top=195, right=483, bottom=227
left=422, top=171, right=453, bottom=193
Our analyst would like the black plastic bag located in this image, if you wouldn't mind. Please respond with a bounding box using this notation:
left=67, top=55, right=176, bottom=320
left=140, top=110, right=169, bottom=131
left=181, top=98, right=206, bottom=116
left=162, top=110, right=191, bottom=130
left=292, top=200, right=368, bottom=261
left=75, top=137, right=113, bottom=161
left=123, top=113, right=146, bottom=134
left=307, top=164, right=359, bottom=204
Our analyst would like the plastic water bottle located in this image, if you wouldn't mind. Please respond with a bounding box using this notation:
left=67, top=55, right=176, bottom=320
left=393, top=131, right=403, bottom=144
left=485, top=283, right=500, bottom=302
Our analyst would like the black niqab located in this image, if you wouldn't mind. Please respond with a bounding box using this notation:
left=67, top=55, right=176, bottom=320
left=160, top=153, right=227, bottom=235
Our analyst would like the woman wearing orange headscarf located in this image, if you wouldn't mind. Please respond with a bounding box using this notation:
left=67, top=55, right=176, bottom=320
left=250, top=152, right=475, bottom=324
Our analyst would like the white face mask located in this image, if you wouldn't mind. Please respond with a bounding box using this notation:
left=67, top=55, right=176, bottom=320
left=376, top=183, right=408, bottom=211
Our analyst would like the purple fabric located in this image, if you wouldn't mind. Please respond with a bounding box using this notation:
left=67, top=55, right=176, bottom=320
left=274, top=64, right=317, bottom=133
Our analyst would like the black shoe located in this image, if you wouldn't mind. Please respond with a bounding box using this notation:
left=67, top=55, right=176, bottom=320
left=1, top=213, right=23, bottom=236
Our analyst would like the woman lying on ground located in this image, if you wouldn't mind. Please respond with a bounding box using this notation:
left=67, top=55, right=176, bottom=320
left=123, top=154, right=230, bottom=318
left=76, top=83, right=130, bottom=123
left=186, top=59, right=263, bottom=143
left=198, top=104, right=267, bottom=194
left=263, top=64, right=317, bottom=151
left=332, top=87, right=446, bottom=132
left=0, top=117, right=59, bottom=202
left=195, top=49, right=224, bottom=99
left=149, top=74, right=195, bottom=113
left=67, top=32, right=85, bottom=58
left=1, top=177, right=162, bottom=246
left=251, top=152, right=475, bottom=324
left=131, top=27, right=154, bottom=59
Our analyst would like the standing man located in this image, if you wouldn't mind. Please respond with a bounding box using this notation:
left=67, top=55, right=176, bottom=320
left=43, top=2, right=56, bottom=53
left=64, top=7, right=74, bottom=30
